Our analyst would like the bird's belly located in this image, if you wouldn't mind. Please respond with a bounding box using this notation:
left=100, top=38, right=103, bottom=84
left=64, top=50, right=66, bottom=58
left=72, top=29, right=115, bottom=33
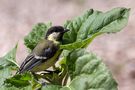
left=31, top=50, right=62, bottom=72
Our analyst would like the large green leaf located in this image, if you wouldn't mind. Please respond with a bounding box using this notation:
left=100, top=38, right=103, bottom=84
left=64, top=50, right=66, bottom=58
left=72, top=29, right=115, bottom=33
left=61, top=7, right=130, bottom=50
left=24, top=23, right=52, bottom=50
left=42, top=85, right=61, bottom=90
left=62, top=9, right=95, bottom=44
left=0, top=45, right=18, bottom=86
left=64, top=49, right=117, bottom=90
left=60, top=32, right=101, bottom=50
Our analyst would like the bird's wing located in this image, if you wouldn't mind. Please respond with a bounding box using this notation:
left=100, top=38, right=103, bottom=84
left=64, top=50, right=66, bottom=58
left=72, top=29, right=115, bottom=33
left=18, top=54, right=43, bottom=73
left=18, top=41, right=59, bottom=74
left=18, top=53, right=35, bottom=72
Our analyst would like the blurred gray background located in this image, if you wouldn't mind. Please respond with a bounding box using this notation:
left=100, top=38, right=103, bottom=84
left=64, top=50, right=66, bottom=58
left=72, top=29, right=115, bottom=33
left=0, top=0, right=135, bottom=90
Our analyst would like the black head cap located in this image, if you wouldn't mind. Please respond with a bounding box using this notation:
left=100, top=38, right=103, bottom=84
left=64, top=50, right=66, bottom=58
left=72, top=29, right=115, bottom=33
left=45, top=26, right=69, bottom=41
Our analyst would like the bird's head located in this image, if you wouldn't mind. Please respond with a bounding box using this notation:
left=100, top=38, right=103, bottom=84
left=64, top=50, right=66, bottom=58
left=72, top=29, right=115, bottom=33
left=45, top=26, right=69, bottom=42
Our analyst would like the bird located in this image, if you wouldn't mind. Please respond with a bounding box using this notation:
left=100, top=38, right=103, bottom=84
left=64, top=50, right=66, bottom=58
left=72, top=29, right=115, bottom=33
left=17, top=26, right=69, bottom=74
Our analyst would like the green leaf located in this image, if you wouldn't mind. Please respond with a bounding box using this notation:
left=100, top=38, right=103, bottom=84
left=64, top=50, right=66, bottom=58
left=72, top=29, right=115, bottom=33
left=60, top=32, right=101, bottom=50
left=24, top=22, right=52, bottom=50
left=0, top=68, right=12, bottom=86
left=61, top=7, right=130, bottom=50
left=0, top=45, right=18, bottom=86
left=4, top=72, right=32, bottom=88
left=65, top=49, right=117, bottom=90
left=60, top=86, right=70, bottom=90
left=42, top=85, right=61, bottom=90
left=4, top=72, right=42, bottom=90
left=0, top=44, right=19, bottom=68
left=1, top=85, right=32, bottom=90
left=63, top=9, right=94, bottom=44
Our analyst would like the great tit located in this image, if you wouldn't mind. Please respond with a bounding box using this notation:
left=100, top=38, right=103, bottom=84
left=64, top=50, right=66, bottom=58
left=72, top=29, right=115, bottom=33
left=17, top=26, right=69, bottom=74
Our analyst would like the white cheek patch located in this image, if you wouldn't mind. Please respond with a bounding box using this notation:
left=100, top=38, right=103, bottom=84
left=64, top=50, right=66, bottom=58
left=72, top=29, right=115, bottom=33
left=48, top=32, right=60, bottom=40
left=52, top=32, right=60, bottom=38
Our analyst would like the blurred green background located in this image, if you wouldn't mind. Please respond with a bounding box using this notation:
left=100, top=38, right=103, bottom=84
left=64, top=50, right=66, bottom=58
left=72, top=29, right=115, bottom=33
left=0, top=0, right=135, bottom=90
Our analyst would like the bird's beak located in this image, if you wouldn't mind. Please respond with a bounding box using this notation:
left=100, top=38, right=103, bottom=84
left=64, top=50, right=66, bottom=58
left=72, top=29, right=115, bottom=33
left=63, top=29, right=69, bottom=33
